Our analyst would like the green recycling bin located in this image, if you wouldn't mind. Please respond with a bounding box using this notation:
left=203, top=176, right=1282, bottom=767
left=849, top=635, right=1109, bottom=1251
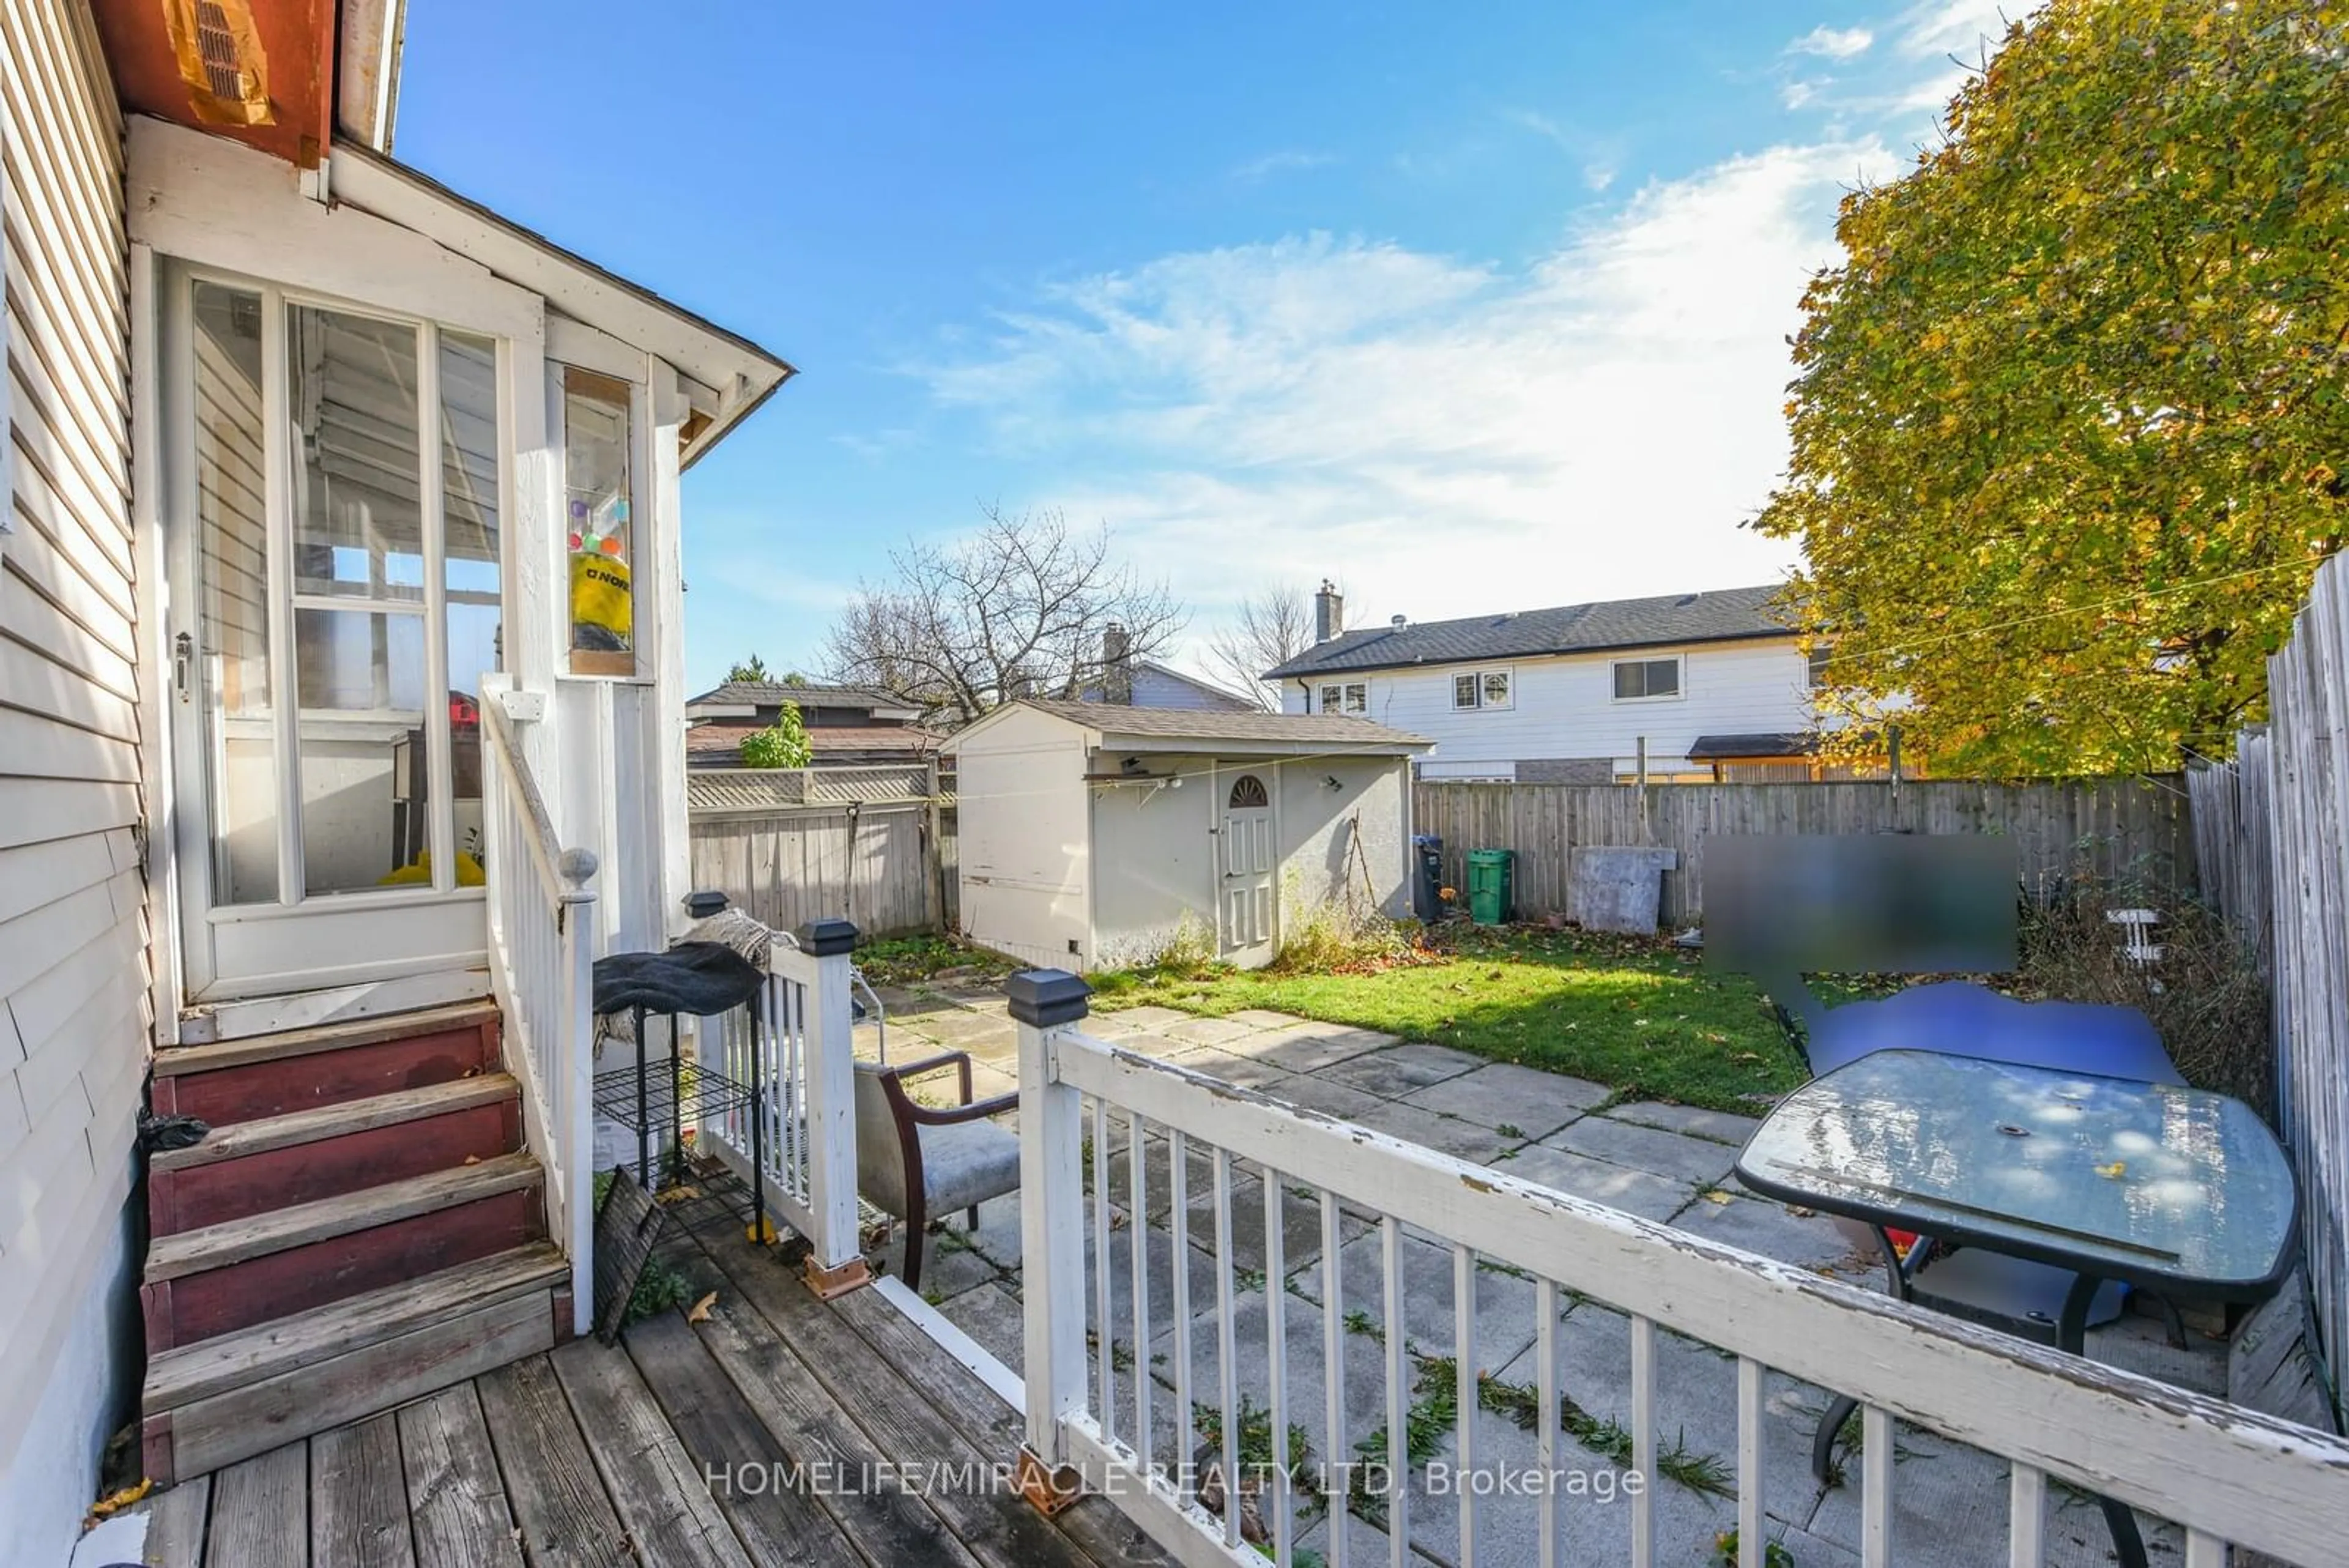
left=1466, top=849, right=1516, bottom=926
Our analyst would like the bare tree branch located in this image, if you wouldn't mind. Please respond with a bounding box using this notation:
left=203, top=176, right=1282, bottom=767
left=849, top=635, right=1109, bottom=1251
left=823, top=505, right=1187, bottom=726
left=1204, top=582, right=1321, bottom=711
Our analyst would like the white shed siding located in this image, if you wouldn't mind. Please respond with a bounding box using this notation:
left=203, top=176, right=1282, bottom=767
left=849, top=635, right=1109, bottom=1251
left=1275, top=758, right=1409, bottom=922
left=1282, top=637, right=1815, bottom=775
left=1091, top=767, right=1215, bottom=968
left=0, top=0, right=143, bottom=1554
left=953, top=705, right=1093, bottom=969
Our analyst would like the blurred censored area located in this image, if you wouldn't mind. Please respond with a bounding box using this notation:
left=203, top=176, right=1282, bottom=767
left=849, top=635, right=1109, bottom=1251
left=1705, top=833, right=2019, bottom=975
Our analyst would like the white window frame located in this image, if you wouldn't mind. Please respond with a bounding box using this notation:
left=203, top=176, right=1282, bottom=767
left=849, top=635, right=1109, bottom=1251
left=1343, top=682, right=1367, bottom=715
left=1319, top=683, right=1344, bottom=714
left=1610, top=655, right=1685, bottom=703
left=1452, top=667, right=1515, bottom=711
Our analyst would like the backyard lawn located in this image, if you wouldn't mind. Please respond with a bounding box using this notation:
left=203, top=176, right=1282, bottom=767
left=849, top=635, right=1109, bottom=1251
left=1088, top=926, right=1807, bottom=1113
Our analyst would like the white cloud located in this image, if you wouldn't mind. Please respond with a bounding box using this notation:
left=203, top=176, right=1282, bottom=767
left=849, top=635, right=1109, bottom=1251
left=1782, top=78, right=1828, bottom=109
left=1230, top=149, right=1335, bottom=183
left=1583, top=163, right=1617, bottom=193
left=1894, top=0, right=2017, bottom=61
left=1791, top=24, right=1875, bottom=59
left=922, top=140, right=1898, bottom=636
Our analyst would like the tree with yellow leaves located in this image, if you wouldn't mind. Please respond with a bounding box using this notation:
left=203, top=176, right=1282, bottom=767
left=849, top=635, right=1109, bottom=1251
left=1756, top=0, right=2349, bottom=775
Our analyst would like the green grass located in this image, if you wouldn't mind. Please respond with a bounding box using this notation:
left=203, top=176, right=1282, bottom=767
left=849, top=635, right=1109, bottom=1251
left=1092, top=926, right=1803, bottom=1113
left=854, top=934, right=1019, bottom=987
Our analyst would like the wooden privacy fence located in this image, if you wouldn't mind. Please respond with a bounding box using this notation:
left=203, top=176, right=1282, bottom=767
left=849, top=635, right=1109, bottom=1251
left=687, top=767, right=957, bottom=938
left=1413, top=776, right=2197, bottom=927
left=2192, top=551, right=2349, bottom=1422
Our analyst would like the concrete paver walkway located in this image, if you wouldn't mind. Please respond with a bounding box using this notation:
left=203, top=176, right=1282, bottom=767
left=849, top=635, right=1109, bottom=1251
left=855, top=985, right=2226, bottom=1567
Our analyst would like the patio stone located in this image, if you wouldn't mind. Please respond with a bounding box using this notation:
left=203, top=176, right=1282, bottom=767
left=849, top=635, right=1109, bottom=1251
left=1667, top=1192, right=1876, bottom=1277
left=1603, top=1099, right=1765, bottom=1147
left=917, top=1009, right=1020, bottom=1054
left=1224, top=1008, right=1308, bottom=1030
left=1281, top=1076, right=1392, bottom=1124
left=1401, top=1063, right=1608, bottom=1139
left=1347, top=1100, right=1523, bottom=1164
left=1165, top=1045, right=1308, bottom=1096
left=1488, top=1145, right=1694, bottom=1225
left=1543, top=1115, right=1738, bottom=1188
left=933, top=1279, right=1027, bottom=1372
left=886, top=1223, right=1005, bottom=1301
left=1172, top=1167, right=1357, bottom=1277
left=1163, top=1014, right=1259, bottom=1047
left=1225, top=1023, right=1395, bottom=1074
left=1320, top=1043, right=1483, bottom=1098
left=1285, top=1225, right=1545, bottom=1373
left=1091, top=1005, right=1192, bottom=1036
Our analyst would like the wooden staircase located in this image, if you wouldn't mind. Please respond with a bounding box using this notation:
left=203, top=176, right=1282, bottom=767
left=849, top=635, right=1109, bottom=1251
left=140, top=1000, right=573, bottom=1487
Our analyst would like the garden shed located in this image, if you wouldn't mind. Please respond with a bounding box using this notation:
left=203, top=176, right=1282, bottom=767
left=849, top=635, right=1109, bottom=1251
left=944, top=700, right=1430, bottom=970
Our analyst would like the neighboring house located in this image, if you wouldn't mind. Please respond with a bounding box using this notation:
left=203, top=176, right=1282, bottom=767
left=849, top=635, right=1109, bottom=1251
left=683, top=681, right=939, bottom=768
left=0, top=2, right=789, bottom=1554
left=945, top=700, right=1427, bottom=971
left=1265, top=582, right=1836, bottom=783
left=1077, top=623, right=1258, bottom=712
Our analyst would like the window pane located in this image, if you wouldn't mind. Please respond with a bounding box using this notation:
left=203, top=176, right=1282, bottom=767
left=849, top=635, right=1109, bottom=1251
left=1807, top=646, right=1831, bottom=688
left=1454, top=674, right=1480, bottom=708
left=1345, top=683, right=1367, bottom=714
left=564, top=366, right=636, bottom=672
left=193, top=281, right=277, bottom=904
left=294, top=607, right=428, bottom=895
left=1614, top=662, right=1642, bottom=699
left=1482, top=671, right=1510, bottom=706
left=1321, top=684, right=1342, bottom=712
left=288, top=307, right=424, bottom=603
left=1647, top=660, right=1680, bottom=697
left=442, top=331, right=500, bottom=872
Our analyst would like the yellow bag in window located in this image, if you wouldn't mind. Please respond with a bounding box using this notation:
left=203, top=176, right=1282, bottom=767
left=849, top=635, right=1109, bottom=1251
left=571, top=552, right=633, bottom=651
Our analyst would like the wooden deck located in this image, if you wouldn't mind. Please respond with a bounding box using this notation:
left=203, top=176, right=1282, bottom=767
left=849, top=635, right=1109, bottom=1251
left=130, top=1185, right=1173, bottom=1568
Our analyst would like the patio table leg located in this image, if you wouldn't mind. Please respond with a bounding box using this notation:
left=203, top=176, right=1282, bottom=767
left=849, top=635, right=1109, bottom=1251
left=1811, top=1227, right=1921, bottom=1484
left=2058, top=1272, right=2148, bottom=1568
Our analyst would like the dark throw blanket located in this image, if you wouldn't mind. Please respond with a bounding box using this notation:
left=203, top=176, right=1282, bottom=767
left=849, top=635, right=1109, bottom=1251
left=592, top=941, right=764, bottom=1020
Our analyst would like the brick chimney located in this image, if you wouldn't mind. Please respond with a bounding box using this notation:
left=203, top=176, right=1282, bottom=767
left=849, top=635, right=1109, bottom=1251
left=1102, top=623, right=1134, bottom=705
left=1314, top=580, right=1345, bottom=644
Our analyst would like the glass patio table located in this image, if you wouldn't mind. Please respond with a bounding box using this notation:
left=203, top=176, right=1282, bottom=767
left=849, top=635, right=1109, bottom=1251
left=1735, top=1049, right=2298, bottom=1568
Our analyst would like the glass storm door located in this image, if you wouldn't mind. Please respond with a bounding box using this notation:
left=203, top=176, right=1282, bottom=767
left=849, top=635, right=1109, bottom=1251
left=165, top=267, right=506, bottom=1002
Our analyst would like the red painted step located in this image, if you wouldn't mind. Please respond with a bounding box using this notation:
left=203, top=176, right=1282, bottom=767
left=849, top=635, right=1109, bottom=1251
left=152, top=1003, right=500, bottom=1126
left=141, top=1155, right=544, bottom=1352
left=148, top=1076, right=523, bottom=1235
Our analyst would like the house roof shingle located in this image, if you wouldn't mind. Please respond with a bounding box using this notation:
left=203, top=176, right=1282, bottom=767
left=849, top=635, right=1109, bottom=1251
left=1263, top=584, right=1792, bottom=679
left=1686, top=731, right=1819, bottom=760
left=970, top=699, right=1428, bottom=751
left=686, top=681, right=914, bottom=710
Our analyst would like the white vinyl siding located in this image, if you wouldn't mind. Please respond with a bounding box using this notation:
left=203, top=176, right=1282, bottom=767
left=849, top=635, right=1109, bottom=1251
left=0, top=0, right=141, bottom=1547
left=1288, top=639, right=1815, bottom=776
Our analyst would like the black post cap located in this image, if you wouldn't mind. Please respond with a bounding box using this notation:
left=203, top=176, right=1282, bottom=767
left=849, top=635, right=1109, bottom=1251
left=797, top=918, right=859, bottom=957
left=683, top=890, right=730, bottom=918
left=1006, top=969, right=1092, bottom=1028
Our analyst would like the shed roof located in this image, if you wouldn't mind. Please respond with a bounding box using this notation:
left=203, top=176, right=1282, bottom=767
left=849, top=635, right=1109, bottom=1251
left=946, top=699, right=1429, bottom=756
left=1687, top=731, right=1820, bottom=760
left=1265, top=584, right=1792, bottom=678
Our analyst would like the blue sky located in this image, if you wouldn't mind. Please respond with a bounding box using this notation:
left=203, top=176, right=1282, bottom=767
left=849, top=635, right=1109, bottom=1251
left=397, top=2, right=2016, bottom=693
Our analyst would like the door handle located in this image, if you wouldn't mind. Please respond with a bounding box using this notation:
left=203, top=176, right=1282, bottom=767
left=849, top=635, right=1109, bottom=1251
left=174, top=632, right=194, bottom=703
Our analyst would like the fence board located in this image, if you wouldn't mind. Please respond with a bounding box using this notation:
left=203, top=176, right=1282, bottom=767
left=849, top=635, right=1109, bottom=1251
left=1413, top=776, right=2195, bottom=926
left=687, top=769, right=959, bottom=940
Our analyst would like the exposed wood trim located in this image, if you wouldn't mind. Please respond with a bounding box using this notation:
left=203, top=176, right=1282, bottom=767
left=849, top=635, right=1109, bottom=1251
left=151, top=1072, right=518, bottom=1172
left=177, top=972, right=492, bottom=1046
left=159, top=997, right=497, bottom=1071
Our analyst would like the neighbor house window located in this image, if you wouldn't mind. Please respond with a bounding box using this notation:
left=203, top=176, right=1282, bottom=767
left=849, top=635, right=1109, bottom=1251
left=1452, top=669, right=1513, bottom=710
left=1320, top=682, right=1365, bottom=714
left=1320, top=683, right=1343, bottom=713
left=1806, top=645, right=1833, bottom=688
left=562, top=366, right=639, bottom=677
left=1612, top=656, right=1682, bottom=700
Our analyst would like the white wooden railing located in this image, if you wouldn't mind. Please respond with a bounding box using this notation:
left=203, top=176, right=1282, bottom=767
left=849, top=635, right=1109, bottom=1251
left=1007, top=973, right=2349, bottom=1568
left=697, top=918, right=866, bottom=1292
left=480, top=697, right=598, bottom=1337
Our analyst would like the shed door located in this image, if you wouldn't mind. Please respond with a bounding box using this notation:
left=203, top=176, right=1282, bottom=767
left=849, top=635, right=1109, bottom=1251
left=1220, top=773, right=1276, bottom=965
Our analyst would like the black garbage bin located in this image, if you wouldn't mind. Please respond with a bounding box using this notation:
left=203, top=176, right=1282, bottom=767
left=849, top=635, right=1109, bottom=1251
left=1411, top=834, right=1444, bottom=921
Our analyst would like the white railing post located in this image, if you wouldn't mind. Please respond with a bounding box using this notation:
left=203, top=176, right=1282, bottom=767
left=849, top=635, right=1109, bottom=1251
left=1011, top=968, right=1092, bottom=1515
left=557, top=847, right=598, bottom=1338
left=795, top=918, right=870, bottom=1297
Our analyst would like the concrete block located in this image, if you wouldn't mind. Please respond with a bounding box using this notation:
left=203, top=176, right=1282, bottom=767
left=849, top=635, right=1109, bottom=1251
left=1567, top=845, right=1679, bottom=934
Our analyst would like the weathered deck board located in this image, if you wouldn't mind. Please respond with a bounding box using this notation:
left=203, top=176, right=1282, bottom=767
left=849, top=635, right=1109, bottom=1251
left=136, top=1472, right=210, bottom=1566
left=658, top=1241, right=985, bottom=1567
left=622, top=1312, right=867, bottom=1568
left=397, top=1386, right=524, bottom=1568
left=547, top=1336, right=757, bottom=1568
left=309, top=1412, right=414, bottom=1568
left=675, top=1208, right=1161, bottom=1568
left=205, top=1442, right=306, bottom=1568
left=474, top=1355, right=633, bottom=1568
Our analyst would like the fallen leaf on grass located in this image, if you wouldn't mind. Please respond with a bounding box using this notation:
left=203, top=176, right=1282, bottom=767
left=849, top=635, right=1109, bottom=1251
left=687, top=1291, right=718, bottom=1323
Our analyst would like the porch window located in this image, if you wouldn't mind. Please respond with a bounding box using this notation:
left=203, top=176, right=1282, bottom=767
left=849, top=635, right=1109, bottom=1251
left=562, top=366, right=639, bottom=677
